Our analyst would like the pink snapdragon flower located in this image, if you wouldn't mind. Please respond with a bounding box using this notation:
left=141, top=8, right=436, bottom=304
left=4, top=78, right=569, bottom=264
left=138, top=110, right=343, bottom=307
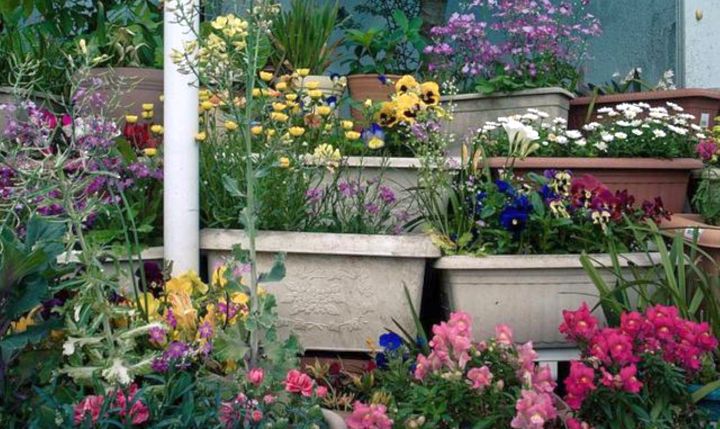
left=559, top=302, right=598, bottom=342
left=510, top=390, right=558, bottom=429
left=495, top=324, right=514, bottom=345
left=345, top=401, right=393, bottom=429
left=564, top=361, right=596, bottom=409
left=247, top=368, right=264, bottom=386
left=467, top=366, right=494, bottom=390
left=73, top=395, right=105, bottom=425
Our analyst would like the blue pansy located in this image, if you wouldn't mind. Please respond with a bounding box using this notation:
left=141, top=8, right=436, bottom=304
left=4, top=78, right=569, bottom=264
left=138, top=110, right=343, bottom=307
left=540, top=184, right=556, bottom=201
left=325, top=96, right=338, bottom=107
left=375, top=352, right=388, bottom=369
left=379, top=332, right=403, bottom=351
left=500, top=206, right=529, bottom=233
left=494, top=180, right=515, bottom=196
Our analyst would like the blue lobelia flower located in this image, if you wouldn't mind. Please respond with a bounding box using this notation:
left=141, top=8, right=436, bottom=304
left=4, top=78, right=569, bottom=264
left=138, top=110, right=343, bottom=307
left=379, top=332, right=403, bottom=351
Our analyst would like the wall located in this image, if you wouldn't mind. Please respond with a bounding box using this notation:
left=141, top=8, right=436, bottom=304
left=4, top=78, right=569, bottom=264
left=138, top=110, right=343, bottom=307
left=680, top=0, right=720, bottom=88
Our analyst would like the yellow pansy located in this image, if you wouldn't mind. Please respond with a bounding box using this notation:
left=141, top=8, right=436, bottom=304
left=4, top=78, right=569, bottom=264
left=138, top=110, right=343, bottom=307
left=394, top=92, right=423, bottom=123
left=224, top=121, right=239, bottom=131
left=279, top=156, right=291, bottom=168
left=307, top=90, right=323, bottom=99
left=377, top=102, right=398, bottom=128
left=167, top=292, right=197, bottom=332
left=195, top=131, right=207, bottom=142
left=251, top=125, right=264, bottom=135
left=259, top=71, right=273, bottom=81
left=345, top=131, right=361, bottom=141
left=151, top=125, right=164, bottom=134
left=305, top=80, right=320, bottom=90
left=142, top=103, right=154, bottom=111
left=420, top=81, right=441, bottom=105
left=272, top=102, right=287, bottom=111
left=288, top=126, right=305, bottom=137
left=341, top=120, right=354, bottom=130
left=296, top=68, right=310, bottom=77
left=125, top=115, right=138, bottom=124
left=270, top=112, right=289, bottom=122
left=143, top=148, right=157, bottom=157
left=395, top=75, right=419, bottom=94
left=316, top=105, right=332, bottom=116
left=166, top=270, right=208, bottom=296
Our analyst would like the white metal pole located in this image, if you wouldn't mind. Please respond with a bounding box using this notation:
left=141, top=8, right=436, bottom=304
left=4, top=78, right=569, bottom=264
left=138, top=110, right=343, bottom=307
left=163, top=0, right=199, bottom=274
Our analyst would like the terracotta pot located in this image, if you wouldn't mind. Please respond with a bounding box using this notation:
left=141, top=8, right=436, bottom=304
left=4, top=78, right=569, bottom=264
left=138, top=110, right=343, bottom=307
left=486, top=157, right=703, bottom=212
left=346, top=74, right=400, bottom=121
left=659, top=213, right=720, bottom=276
left=441, top=87, right=574, bottom=154
left=87, top=67, right=164, bottom=124
left=568, top=89, right=720, bottom=129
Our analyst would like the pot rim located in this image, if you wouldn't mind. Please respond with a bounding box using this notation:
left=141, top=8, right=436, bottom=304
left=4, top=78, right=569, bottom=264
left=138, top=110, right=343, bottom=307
left=200, top=228, right=441, bottom=258
left=571, top=88, right=720, bottom=105
left=486, top=157, right=703, bottom=170
left=441, top=86, right=575, bottom=102
left=660, top=213, right=720, bottom=249
left=58, top=246, right=164, bottom=264
left=434, top=252, right=659, bottom=270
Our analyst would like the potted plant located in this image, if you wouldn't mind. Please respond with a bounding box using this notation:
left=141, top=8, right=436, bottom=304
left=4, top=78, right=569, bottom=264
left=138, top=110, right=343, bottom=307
left=570, top=68, right=720, bottom=129
left=477, top=103, right=705, bottom=212
left=416, top=130, right=664, bottom=346
left=424, top=0, right=600, bottom=149
left=343, top=10, right=426, bottom=117
left=269, top=0, right=346, bottom=97
left=79, top=0, right=164, bottom=123
left=177, top=12, right=440, bottom=352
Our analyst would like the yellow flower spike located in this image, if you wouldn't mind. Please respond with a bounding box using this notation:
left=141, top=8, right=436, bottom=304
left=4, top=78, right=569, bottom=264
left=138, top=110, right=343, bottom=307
left=345, top=131, right=361, bottom=141
left=142, top=103, right=155, bottom=111
left=341, top=120, right=354, bottom=130
left=278, top=156, right=291, bottom=168
left=167, top=292, right=198, bottom=332
left=252, top=88, right=262, bottom=97
left=316, top=105, right=332, bottom=116
left=224, top=120, right=239, bottom=131
left=288, top=126, right=305, bottom=137
left=272, top=102, right=287, bottom=111
left=211, top=265, right=228, bottom=287
left=305, top=80, right=320, bottom=90
left=251, top=125, right=264, bottom=135
left=195, top=131, right=207, bottom=141
left=259, top=71, right=273, bottom=81
left=151, top=125, right=164, bottom=134
left=270, top=112, right=289, bottom=122
left=296, top=68, right=310, bottom=77
left=275, top=81, right=288, bottom=91
left=308, top=89, right=323, bottom=99
left=285, top=94, right=298, bottom=102
left=142, top=111, right=154, bottom=119
left=143, top=148, right=158, bottom=157
left=201, top=100, right=214, bottom=111
left=125, top=115, right=138, bottom=124
left=136, top=292, right=160, bottom=320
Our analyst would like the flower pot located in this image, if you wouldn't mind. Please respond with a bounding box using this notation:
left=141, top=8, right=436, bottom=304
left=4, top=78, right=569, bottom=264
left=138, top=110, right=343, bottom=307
left=294, top=75, right=346, bottom=98
left=435, top=253, right=658, bottom=347
left=568, top=89, right=720, bottom=129
left=200, top=229, right=440, bottom=351
left=322, top=409, right=348, bottom=429
left=688, top=385, right=720, bottom=421
left=346, top=74, right=400, bottom=121
left=486, top=157, right=703, bottom=213
left=660, top=213, right=720, bottom=276
left=87, top=67, right=164, bottom=124
left=441, top=87, right=574, bottom=154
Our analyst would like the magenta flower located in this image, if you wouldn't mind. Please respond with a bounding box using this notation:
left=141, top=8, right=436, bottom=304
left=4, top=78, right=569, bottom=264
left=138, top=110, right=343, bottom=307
left=510, top=390, right=558, bottom=429
left=559, top=302, right=598, bottom=342
left=467, top=366, right=493, bottom=390
left=247, top=367, right=265, bottom=386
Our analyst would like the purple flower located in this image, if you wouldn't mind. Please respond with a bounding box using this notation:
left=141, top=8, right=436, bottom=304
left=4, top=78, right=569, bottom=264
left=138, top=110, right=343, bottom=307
left=305, top=187, right=323, bottom=204
left=166, top=308, right=177, bottom=329
left=151, top=357, right=169, bottom=373
left=148, top=327, right=166, bottom=344
left=379, top=186, right=396, bottom=205
left=365, top=203, right=380, bottom=215
left=696, top=140, right=718, bottom=162
left=198, top=321, right=214, bottom=339
left=165, top=341, right=191, bottom=360
left=338, top=181, right=360, bottom=198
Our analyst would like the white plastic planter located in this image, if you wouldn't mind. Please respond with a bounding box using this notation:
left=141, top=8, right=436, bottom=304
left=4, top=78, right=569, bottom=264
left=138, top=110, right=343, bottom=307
left=441, top=87, right=574, bottom=154
left=435, top=253, right=657, bottom=348
left=201, top=229, right=440, bottom=351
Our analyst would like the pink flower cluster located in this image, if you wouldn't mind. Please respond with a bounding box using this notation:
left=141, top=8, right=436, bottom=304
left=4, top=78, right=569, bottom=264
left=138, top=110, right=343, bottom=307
left=284, top=369, right=326, bottom=398
left=511, top=389, right=558, bottom=429
left=414, top=312, right=474, bottom=380
left=346, top=401, right=393, bottom=429
left=218, top=393, right=264, bottom=428
left=560, top=303, right=718, bottom=410
left=73, top=384, right=149, bottom=426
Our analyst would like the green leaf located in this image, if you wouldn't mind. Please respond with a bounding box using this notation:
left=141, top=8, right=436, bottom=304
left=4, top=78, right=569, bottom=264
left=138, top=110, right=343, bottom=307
left=258, top=253, right=286, bottom=283
left=213, top=330, right=249, bottom=362
left=0, top=319, right=61, bottom=363
left=222, top=175, right=244, bottom=198
left=692, top=379, right=720, bottom=403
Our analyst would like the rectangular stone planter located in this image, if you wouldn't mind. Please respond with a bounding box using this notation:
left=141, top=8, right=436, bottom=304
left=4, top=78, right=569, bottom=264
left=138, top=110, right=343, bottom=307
left=486, top=157, right=703, bottom=213
left=569, top=89, right=720, bottom=129
left=441, top=87, right=574, bottom=154
left=200, top=229, right=440, bottom=351
left=435, top=253, right=657, bottom=348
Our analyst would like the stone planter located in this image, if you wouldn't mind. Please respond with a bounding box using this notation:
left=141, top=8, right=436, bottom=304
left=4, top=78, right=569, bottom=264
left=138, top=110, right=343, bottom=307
left=87, top=67, right=164, bottom=124
left=294, top=75, right=345, bottom=98
left=487, top=157, right=703, bottom=213
left=435, top=253, right=657, bottom=348
left=660, top=213, right=720, bottom=276
left=441, top=87, right=574, bottom=154
left=200, top=229, right=440, bottom=351
left=568, top=89, right=720, bottom=129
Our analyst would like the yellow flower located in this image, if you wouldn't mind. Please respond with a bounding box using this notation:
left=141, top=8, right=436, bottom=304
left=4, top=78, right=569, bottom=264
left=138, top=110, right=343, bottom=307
left=195, top=131, right=207, bottom=142
left=275, top=81, right=288, bottom=91
left=143, top=148, right=157, bottom=157
left=279, top=156, right=291, bottom=168
left=367, top=137, right=385, bottom=150
left=11, top=314, right=35, bottom=333
left=224, top=359, right=238, bottom=374
left=167, top=292, right=197, bottom=332
left=305, top=80, right=320, bottom=90
left=125, top=115, right=138, bottom=124
left=345, top=131, right=361, bottom=141
left=341, top=120, right=354, bottom=130
left=259, top=71, right=273, bottom=81
left=307, top=89, right=323, bottom=99
left=272, top=102, right=287, bottom=111
left=394, top=92, right=423, bottom=123
left=151, top=125, right=164, bottom=134
left=395, top=75, right=419, bottom=94
left=252, top=88, right=262, bottom=97
left=285, top=94, right=298, bottom=102
left=211, top=15, right=229, bottom=30
left=296, top=68, right=310, bottom=77
left=270, top=112, right=289, bottom=122
left=136, top=292, right=160, bottom=320
left=142, top=111, right=153, bottom=119
left=201, top=100, right=215, bottom=111
left=420, top=81, right=441, bottom=105
left=288, top=126, right=305, bottom=137
left=224, top=120, right=239, bottom=131
left=251, top=125, right=264, bottom=135
left=265, top=129, right=276, bottom=137
left=364, top=99, right=373, bottom=107
left=199, top=89, right=210, bottom=100
left=312, top=143, right=342, bottom=166
left=231, top=292, right=249, bottom=305
left=166, top=270, right=208, bottom=296
left=377, top=102, right=398, bottom=128
left=142, top=103, right=155, bottom=111
left=212, top=265, right=228, bottom=287
left=316, top=105, right=332, bottom=116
